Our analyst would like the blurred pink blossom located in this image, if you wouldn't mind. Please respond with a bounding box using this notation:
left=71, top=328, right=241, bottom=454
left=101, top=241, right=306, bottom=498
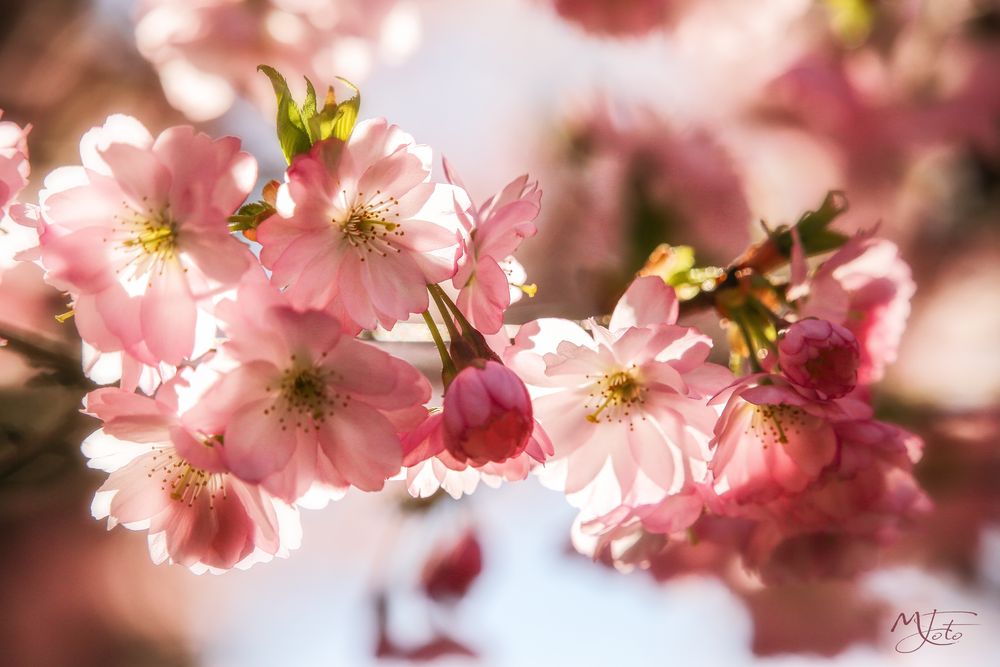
left=550, top=0, right=680, bottom=36
left=261, top=121, right=467, bottom=331
left=420, top=529, right=483, bottom=603
left=135, top=0, right=420, bottom=121
left=740, top=420, right=930, bottom=583
left=0, top=110, right=29, bottom=213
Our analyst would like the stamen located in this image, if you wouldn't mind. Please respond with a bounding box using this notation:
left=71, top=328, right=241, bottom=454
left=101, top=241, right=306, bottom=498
left=335, top=190, right=403, bottom=259
left=113, top=201, right=181, bottom=283
left=147, top=449, right=228, bottom=509
left=748, top=403, right=807, bottom=446
left=584, top=366, right=646, bottom=428
left=266, top=360, right=341, bottom=428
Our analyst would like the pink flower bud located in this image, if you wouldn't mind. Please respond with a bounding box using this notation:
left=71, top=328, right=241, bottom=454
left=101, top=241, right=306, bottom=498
left=778, top=318, right=860, bottom=399
left=443, top=361, right=533, bottom=466
left=421, top=529, right=483, bottom=603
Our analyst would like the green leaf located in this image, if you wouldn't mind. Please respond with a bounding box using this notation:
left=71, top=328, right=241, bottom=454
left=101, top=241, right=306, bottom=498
left=776, top=191, right=849, bottom=257
left=258, top=65, right=312, bottom=163
left=302, top=77, right=319, bottom=142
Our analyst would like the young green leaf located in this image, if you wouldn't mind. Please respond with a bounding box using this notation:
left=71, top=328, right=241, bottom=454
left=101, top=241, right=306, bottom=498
left=258, top=65, right=312, bottom=163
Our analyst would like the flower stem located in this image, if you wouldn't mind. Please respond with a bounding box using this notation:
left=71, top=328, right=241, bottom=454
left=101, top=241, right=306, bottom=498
left=427, top=285, right=462, bottom=341
left=428, top=284, right=477, bottom=336
left=733, top=311, right=765, bottom=374
left=421, top=310, right=457, bottom=381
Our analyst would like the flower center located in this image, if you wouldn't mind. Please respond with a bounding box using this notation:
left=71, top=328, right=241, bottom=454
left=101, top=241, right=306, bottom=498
left=264, top=355, right=348, bottom=429
left=585, top=366, right=646, bottom=425
left=112, top=200, right=181, bottom=284
left=336, top=189, right=404, bottom=260
left=124, top=218, right=178, bottom=256
left=148, top=449, right=227, bottom=508
left=749, top=403, right=807, bottom=446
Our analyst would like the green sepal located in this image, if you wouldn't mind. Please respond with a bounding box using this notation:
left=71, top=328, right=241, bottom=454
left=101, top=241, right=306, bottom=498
left=307, top=78, right=361, bottom=144
left=228, top=200, right=276, bottom=232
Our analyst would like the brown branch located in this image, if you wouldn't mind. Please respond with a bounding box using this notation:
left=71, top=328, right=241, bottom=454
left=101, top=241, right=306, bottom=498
left=0, top=324, right=94, bottom=389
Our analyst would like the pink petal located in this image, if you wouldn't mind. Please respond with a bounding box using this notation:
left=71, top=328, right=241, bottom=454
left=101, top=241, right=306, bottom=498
left=319, top=403, right=402, bottom=491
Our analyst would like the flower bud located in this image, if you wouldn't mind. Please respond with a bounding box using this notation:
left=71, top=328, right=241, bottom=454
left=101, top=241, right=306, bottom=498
left=778, top=318, right=859, bottom=399
left=443, top=361, right=533, bottom=466
left=421, top=529, right=483, bottom=603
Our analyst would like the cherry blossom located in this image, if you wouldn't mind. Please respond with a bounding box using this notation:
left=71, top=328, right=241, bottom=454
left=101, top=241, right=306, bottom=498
left=32, top=115, right=256, bottom=387
left=188, top=273, right=430, bottom=503
left=0, top=111, right=29, bottom=215
left=441, top=360, right=534, bottom=466
left=738, top=419, right=930, bottom=583
left=445, top=162, right=540, bottom=334
left=260, top=121, right=467, bottom=331
left=82, top=377, right=302, bottom=573
left=709, top=375, right=869, bottom=505
left=0, top=111, right=35, bottom=288
left=506, top=276, right=731, bottom=519
left=778, top=318, right=859, bottom=399
left=801, top=234, right=915, bottom=385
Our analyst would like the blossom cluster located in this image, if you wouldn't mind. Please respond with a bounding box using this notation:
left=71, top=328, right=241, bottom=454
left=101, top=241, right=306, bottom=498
left=1, top=66, right=925, bottom=578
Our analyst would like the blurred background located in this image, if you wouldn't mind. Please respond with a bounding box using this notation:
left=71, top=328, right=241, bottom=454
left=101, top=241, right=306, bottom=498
left=1, top=0, right=999, bottom=665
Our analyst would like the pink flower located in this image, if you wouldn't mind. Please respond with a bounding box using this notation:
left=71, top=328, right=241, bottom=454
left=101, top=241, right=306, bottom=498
left=506, top=276, right=731, bottom=519
left=189, top=273, right=431, bottom=503
left=442, top=361, right=533, bottom=466
left=739, top=419, right=930, bottom=583
left=260, top=121, right=467, bottom=331
left=82, top=379, right=302, bottom=573
left=551, top=0, right=680, bottom=36
left=709, top=377, right=866, bottom=505
left=778, top=318, right=859, bottom=399
left=33, top=115, right=256, bottom=382
left=1, top=111, right=36, bottom=295
left=0, top=111, right=29, bottom=213
left=445, top=162, right=541, bottom=334
left=135, top=0, right=419, bottom=121
left=802, top=235, right=915, bottom=385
